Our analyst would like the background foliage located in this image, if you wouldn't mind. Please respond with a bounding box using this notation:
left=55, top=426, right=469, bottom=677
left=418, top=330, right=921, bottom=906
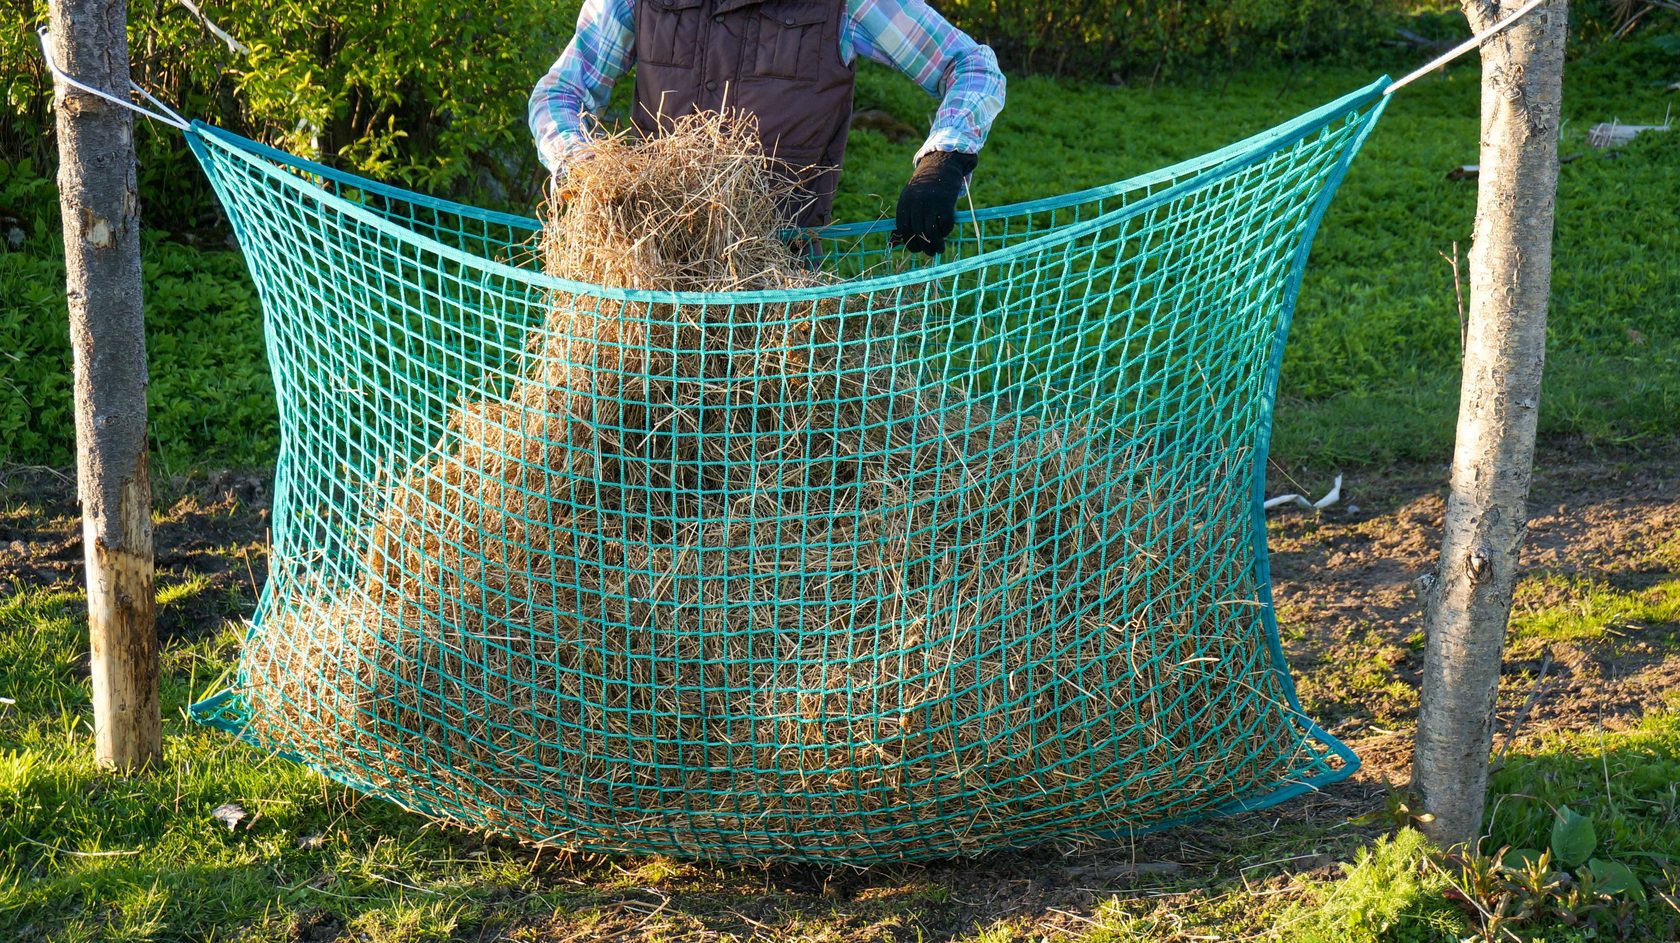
left=0, top=6, right=1678, bottom=941
left=1, top=0, right=1668, bottom=216
left=0, top=1, right=1677, bottom=471
left=934, top=0, right=1399, bottom=80
left=3, top=0, right=582, bottom=225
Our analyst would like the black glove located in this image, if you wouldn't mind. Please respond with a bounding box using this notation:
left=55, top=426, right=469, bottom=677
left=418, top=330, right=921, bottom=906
left=892, top=150, right=977, bottom=256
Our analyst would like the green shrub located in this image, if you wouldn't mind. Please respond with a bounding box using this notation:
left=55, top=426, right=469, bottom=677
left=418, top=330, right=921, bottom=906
left=1, top=155, right=274, bottom=469
left=2, top=0, right=583, bottom=224
left=0, top=236, right=275, bottom=471
left=934, top=0, right=1398, bottom=80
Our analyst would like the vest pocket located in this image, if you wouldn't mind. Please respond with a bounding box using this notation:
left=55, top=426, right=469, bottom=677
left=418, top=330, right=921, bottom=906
left=751, top=3, right=830, bottom=80
left=639, top=0, right=706, bottom=68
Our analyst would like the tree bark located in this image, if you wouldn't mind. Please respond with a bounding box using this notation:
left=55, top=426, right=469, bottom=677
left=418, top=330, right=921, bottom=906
left=51, top=0, right=161, bottom=771
left=1413, top=0, right=1566, bottom=847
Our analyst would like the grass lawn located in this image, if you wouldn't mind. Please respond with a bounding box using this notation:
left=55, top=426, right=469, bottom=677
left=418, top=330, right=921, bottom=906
left=840, top=36, right=1680, bottom=473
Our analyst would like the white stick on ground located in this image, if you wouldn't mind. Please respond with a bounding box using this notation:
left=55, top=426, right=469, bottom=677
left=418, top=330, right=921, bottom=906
left=1263, top=474, right=1343, bottom=512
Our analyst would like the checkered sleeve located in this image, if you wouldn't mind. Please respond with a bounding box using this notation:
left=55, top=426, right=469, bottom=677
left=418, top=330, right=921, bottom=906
left=528, top=0, right=638, bottom=174
left=846, top=0, right=1006, bottom=164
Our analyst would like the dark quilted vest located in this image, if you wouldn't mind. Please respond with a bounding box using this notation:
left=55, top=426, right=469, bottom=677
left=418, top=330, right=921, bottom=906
left=633, top=0, right=856, bottom=227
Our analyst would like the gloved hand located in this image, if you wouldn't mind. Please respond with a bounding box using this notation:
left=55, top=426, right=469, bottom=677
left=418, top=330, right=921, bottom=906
left=892, top=149, right=978, bottom=256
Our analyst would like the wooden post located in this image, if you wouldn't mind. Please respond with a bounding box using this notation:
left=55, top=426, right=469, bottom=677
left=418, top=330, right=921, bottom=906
left=1413, top=0, right=1566, bottom=846
left=50, top=0, right=161, bottom=770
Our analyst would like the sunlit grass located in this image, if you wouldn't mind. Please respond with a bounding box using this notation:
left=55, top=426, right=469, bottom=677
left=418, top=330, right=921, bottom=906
left=1510, top=576, right=1680, bottom=644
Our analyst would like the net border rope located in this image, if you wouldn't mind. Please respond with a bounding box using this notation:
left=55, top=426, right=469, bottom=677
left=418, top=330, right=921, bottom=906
left=174, top=78, right=1390, bottom=307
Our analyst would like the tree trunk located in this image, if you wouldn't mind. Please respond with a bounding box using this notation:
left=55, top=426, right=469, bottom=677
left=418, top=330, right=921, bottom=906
left=1413, top=0, right=1566, bottom=847
left=50, top=0, right=161, bottom=771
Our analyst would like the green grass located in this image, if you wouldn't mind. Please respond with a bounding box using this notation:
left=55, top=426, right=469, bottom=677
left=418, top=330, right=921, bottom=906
left=1478, top=710, right=1680, bottom=941
left=846, top=34, right=1680, bottom=471
left=3, top=30, right=1678, bottom=471
left=1277, top=829, right=1463, bottom=943
left=1266, top=711, right=1680, bottom=943
left=1510, top=575, right=1680, bottom=644
left=1487, top=707, right=1680, bottom=877
left=0, top=585, right=584, bottom=942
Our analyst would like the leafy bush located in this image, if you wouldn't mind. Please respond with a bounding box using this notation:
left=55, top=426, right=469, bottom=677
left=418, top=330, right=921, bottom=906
left=1, top=160, right=274, bottom=469
left=934, top=0, right=1399, bottom=80
left=2, top=0, right=583, bottom=225
left=0, top=241, right=275, bottom=471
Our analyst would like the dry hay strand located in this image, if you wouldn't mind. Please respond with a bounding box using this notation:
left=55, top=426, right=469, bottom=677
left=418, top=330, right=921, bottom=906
left=545, top=110, right=817, bottom=295
left=239, top=112, right=1328, bottom=860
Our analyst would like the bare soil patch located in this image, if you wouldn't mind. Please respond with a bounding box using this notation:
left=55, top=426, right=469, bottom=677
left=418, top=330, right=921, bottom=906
left=0, top=468, right=270, bottom=640
left=1270, top=443, right=1680, bottom=784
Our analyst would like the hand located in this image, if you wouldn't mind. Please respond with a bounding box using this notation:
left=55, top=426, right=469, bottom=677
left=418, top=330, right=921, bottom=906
left=892, top=150, right=977, bottom=256
left=542, top=139, right=592, bottom=205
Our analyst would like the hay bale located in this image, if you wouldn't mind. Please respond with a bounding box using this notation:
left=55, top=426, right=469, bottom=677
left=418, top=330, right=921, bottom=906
left=240, top=112, right=1318, bottom=860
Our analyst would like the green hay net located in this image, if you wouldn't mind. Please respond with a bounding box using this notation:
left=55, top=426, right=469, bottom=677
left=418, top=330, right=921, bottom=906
left=190, top=78, right=1391, bottom=863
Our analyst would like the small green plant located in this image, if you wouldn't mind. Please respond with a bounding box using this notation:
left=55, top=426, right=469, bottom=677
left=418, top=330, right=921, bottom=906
left=1349, top=779, right=1437, bottom=833
left=1442, top=805, right=1660, bottom=942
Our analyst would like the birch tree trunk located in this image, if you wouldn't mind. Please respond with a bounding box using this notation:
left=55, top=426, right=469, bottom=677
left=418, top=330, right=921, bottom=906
left=1413, top=0, right=1566, bottom=846
left=50, top=0, right=161, bottom=771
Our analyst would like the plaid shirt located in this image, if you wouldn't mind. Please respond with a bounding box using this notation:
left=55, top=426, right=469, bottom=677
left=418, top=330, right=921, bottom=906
left=529, top=0, right=1006, bottom=173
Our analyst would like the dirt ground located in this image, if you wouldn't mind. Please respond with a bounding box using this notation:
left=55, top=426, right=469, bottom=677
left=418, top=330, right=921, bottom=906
left=1274, top=446, right=1680, bottom=782
left=2, top=443, right=1676, bottom=942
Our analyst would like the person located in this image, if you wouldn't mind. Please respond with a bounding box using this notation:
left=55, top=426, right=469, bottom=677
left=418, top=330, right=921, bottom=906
left=529, top=0, right=1006, bottom=255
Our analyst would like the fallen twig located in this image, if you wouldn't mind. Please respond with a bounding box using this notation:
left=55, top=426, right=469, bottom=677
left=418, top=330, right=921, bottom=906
left=1492, top=648, right=1553, bottom=767
left=18, top=834, right=144, bottom=857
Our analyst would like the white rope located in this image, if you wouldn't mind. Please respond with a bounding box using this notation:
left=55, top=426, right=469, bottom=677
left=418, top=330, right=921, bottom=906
left=175, top=0, right=250, bottom=54
left=1385, top=0, right=1551, bottom=95
left=35, top=27, right=191, bottom=131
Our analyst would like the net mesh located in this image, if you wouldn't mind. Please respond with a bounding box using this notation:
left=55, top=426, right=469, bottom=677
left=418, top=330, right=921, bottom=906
left=189, top=79, right=1390, bottom=863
